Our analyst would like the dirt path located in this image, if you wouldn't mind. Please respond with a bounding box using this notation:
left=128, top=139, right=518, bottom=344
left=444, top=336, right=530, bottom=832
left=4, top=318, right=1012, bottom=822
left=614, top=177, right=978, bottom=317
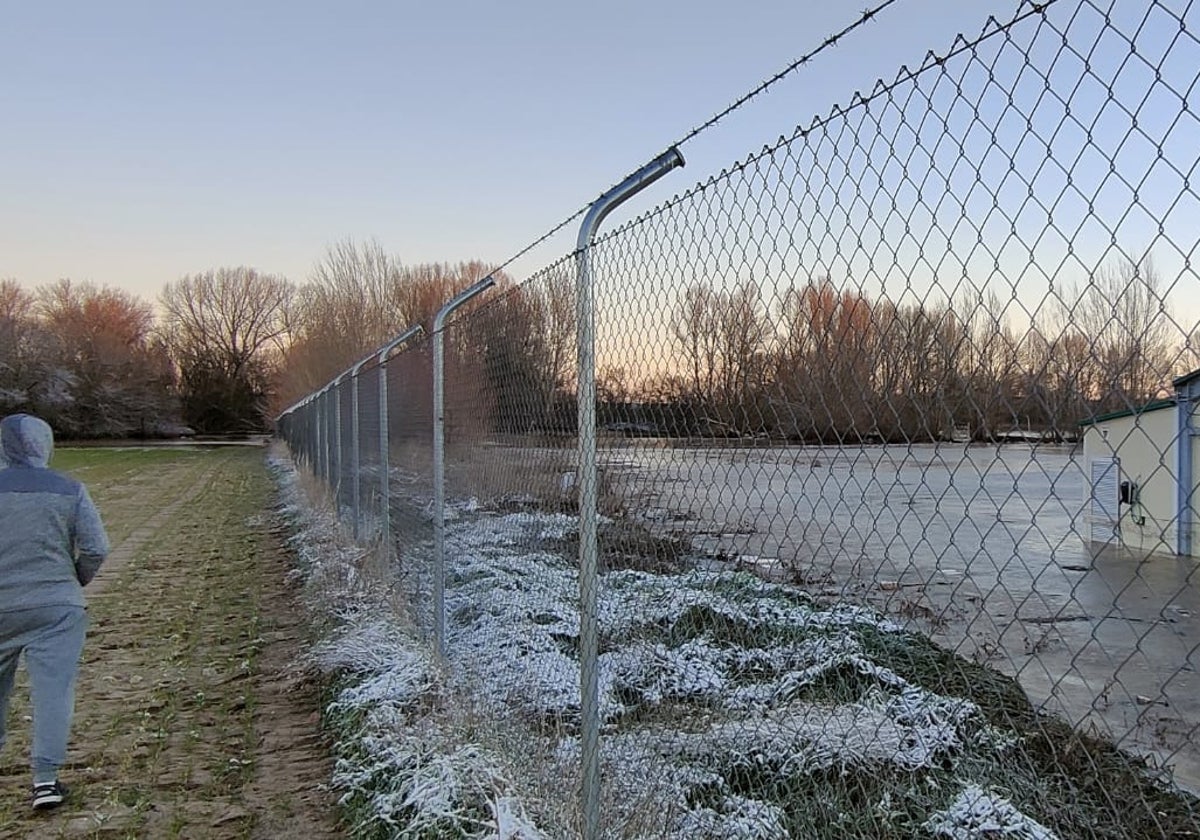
left=81, top=461, right=221, bottom=599
left=0, top=448, right=340, bottom=839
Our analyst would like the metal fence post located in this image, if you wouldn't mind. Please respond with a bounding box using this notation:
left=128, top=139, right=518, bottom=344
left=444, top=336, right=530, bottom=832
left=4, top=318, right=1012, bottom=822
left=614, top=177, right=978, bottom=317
left=433, top=278, right=495, bottom=659
left=305, top=399, right=315, bottom=469
left=574, top=148, right=683, bottom=840
left=304, top=399, right=314, bottom=470
left=314, top=393, right=321, bottom=476
left=333, top=375, right=347, bottom=499
left=324, top=385, right=334, bottom=489
left=350, top=358, right=369, bottom=541
left=317, top=387, right=329, bottom=483
left=1178, top=375, right=1198, bottom=557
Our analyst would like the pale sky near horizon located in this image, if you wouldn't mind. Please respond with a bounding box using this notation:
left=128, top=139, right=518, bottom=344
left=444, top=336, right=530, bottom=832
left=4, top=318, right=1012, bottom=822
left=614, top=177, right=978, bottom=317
left=3, top=0, right=1198, bottom=332
left=2, top=1, right=1022, bottom=296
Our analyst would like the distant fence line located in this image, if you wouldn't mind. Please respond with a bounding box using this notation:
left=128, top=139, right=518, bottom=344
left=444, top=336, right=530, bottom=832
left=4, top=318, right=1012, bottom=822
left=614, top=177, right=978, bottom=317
left=277, top=1, right=1200, bottom=837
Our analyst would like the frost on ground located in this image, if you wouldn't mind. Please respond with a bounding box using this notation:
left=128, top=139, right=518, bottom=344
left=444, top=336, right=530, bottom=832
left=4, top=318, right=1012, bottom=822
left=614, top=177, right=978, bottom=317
left=270, top=455, right=548, bottom=840
left=925, top=785, right=1058, bottom=840
left=271, top=452, right=1058, bottom=839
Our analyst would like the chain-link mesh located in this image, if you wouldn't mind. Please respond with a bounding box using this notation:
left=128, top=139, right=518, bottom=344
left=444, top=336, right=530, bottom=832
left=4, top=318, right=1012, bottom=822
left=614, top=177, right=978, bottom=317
left=275, top=1, right=1200, bottom=836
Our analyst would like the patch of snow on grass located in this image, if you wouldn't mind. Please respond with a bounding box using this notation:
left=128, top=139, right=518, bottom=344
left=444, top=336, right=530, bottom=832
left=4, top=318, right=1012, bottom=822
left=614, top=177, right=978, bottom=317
left=268, top=453, right=550, bottom=838
left=487, top=795, right=546, bottom=840
left=333, top=736, right=544, bottom=840
left=925, top=784, right=1058, bottom=840
left=431, top=505, right=1009, bottom=835
left=676, top=794, right=790, bottom=840
left=313, top=614, right=436, bottom=711
left=702, top=694, right=968, bottom=774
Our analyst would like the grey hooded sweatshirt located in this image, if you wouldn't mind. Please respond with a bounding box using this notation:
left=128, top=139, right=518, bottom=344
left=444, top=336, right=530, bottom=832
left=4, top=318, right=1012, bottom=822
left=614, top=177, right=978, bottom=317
left=0, top=414, right=109, bottom=611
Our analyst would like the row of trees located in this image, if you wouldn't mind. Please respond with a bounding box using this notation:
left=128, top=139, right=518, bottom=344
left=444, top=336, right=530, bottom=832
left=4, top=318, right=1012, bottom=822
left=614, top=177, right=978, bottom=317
left=656, top=257, right=1194, bottom=442
left=0, top=243, right=513, bottom=438
left=0, top=269, right=301, bottom=437
left=4, top=241, right=1195, bottom=442
left=0, top=279, right=176, bottom=437
left=388, top=253, right=1198, bottom=445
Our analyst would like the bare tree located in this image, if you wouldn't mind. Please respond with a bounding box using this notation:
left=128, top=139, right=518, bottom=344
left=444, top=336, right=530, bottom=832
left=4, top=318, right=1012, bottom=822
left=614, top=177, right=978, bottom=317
left=36, top=280, right=175, bottom=437
left=950, top=291, right=1022, bottom=439
left=672, top=284, right=723, bottom=407
left=525, top=268, right=575, bottom=422
left=279, top=241, right=500, bottom=409
left=670, top=281, right=767, bottom=433
left=0, top=280, right=42, bottom=412
left=297, top=239, right=403, bottom=360
left=717, top=282, right=770, bottom=425
left=774, top=279, right=878, bottom=441
left=1073, top=255, right=1174, bottom=411
left=1185, top=319, right=1200, bottom=373
left=160, top=267, right=293, bottom=433
left=455, top=268, right=574, bottom=437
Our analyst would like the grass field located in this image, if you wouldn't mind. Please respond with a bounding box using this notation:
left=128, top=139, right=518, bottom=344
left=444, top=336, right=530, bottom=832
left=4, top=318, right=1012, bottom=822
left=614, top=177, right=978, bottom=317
left=0, top=446, right=336, bottom=839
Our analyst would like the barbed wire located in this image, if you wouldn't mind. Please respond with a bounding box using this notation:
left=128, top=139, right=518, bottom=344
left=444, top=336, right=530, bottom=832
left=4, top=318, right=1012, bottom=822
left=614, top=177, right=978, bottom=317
left=595, top=0, right=1061, bottom=245
left=668, top=0, right=902, bottom=151
left=486, top=0, right=908, bottom=285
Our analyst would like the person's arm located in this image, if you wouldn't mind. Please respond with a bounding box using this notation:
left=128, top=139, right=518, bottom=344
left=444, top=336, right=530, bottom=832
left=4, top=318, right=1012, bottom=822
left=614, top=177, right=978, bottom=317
left=74, top=485, right=110, bottom=586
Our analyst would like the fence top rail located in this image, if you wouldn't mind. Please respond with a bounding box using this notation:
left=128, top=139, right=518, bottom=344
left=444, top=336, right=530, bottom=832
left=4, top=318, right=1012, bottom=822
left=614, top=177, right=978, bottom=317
left=433, top=277, right=496, bottom=335
left=275, top=323, right=425, bottom=422
left=377, top=325, right=425, bottom=364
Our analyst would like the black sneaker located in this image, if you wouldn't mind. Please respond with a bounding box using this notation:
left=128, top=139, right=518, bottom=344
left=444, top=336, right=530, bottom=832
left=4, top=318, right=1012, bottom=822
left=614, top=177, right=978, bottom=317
left=31, top=780, right=67, bottom=811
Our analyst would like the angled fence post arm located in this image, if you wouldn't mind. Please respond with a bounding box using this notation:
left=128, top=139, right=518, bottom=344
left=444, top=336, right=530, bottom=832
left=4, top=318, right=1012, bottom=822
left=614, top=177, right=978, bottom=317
left=574, top=147, right=684, bottom=840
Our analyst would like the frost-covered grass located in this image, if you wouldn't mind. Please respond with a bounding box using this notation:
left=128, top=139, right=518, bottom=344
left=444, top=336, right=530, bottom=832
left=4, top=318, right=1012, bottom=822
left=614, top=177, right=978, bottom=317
left=272, top=457, right=555, bottom=839
left=272, top=451, right=1200, bottom=839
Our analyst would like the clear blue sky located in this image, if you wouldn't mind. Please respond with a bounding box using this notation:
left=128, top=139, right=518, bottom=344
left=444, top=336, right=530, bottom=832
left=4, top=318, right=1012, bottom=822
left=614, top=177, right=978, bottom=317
left=3, top=0, right=1197, bottom=333
left=3, top=0, right=1030, bottom=300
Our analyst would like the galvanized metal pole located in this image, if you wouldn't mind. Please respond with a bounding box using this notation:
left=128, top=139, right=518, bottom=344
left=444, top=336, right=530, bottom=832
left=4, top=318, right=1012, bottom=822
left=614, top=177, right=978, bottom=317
left=304, top=400, right=314, bottom=469
left=292, top=406, right=302, bottom=467
left=304, top=396, right=314, bottom=470
left=1178, top=380, right=1197, bottom=556
left=350, top=357, right=370, bottom=541
left=332, top=374, right=348, bottom=501
left=433, top=277, right=495, bottom=658
left=575, top=148, right=683, bottom=840
left=325, top=389, right=332, bottom=481
left=379, top=361, right=391, bottom=555
left=377, top=326, right=423, bottom=561
left=289, top=402, right=300, bottom=465
left=305, top=400, right=315, bottom=468
left=325, top=386, right=335, bottom=487
left=317, top=388, right=329, bottom=482
left=315, top=398, right=321, bottom=470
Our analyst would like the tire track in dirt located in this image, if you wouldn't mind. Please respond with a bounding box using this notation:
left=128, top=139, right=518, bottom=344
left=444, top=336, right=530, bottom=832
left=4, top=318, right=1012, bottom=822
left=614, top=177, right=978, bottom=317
left=83, top=460, right=222, bottom=598
left=240, top=521, right=340, bottom=840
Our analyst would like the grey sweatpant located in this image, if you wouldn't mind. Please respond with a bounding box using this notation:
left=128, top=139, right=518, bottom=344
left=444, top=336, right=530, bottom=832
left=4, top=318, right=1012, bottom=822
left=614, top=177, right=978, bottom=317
left=0, top=605, right=87, bottom=782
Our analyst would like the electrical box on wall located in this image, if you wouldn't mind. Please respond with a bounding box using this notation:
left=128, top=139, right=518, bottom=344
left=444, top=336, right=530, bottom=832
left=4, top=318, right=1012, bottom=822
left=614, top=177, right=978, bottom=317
left=1119, top=480, right=1138, bottom=505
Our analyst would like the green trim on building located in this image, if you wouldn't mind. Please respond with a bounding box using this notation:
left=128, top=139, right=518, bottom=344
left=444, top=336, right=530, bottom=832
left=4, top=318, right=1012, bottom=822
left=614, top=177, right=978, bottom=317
left=1078, top=398, right=1175, bottom=427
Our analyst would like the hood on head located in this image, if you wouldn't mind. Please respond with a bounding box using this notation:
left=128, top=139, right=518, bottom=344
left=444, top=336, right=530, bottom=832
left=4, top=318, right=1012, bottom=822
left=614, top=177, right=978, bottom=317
left=0, top=414, right=54, bottom=468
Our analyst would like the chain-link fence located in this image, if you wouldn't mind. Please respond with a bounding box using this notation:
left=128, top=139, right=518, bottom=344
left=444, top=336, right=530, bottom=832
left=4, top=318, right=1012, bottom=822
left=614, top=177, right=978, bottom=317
left=277, top=0, right=1200, bottom=836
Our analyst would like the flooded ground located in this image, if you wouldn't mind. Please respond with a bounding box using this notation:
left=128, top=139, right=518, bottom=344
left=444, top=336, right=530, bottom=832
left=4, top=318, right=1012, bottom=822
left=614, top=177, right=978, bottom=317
left=599, top=442, right=1200, bottom=791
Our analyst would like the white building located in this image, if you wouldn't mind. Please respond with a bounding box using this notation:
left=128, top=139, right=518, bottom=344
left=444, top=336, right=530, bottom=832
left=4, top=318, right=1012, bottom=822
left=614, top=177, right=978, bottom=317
left=1081, top=369, right=1200, bottom=557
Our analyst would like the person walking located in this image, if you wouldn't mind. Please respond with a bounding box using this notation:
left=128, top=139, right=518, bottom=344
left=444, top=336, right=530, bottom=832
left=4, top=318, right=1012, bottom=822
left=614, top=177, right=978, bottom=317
left=0, top=414, right=109, bottom=811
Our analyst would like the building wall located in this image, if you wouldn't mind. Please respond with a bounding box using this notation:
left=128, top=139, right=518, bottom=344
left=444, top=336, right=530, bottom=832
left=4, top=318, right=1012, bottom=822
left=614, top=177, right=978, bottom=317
left=1190, top=398, right=1200, bottom=554
left=1084, top=406, right=1178, bottom=556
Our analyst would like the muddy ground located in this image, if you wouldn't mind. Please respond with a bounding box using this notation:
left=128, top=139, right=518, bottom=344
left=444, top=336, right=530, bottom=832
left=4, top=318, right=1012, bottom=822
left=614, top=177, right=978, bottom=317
left=0, top=447, right=340, bottom=839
